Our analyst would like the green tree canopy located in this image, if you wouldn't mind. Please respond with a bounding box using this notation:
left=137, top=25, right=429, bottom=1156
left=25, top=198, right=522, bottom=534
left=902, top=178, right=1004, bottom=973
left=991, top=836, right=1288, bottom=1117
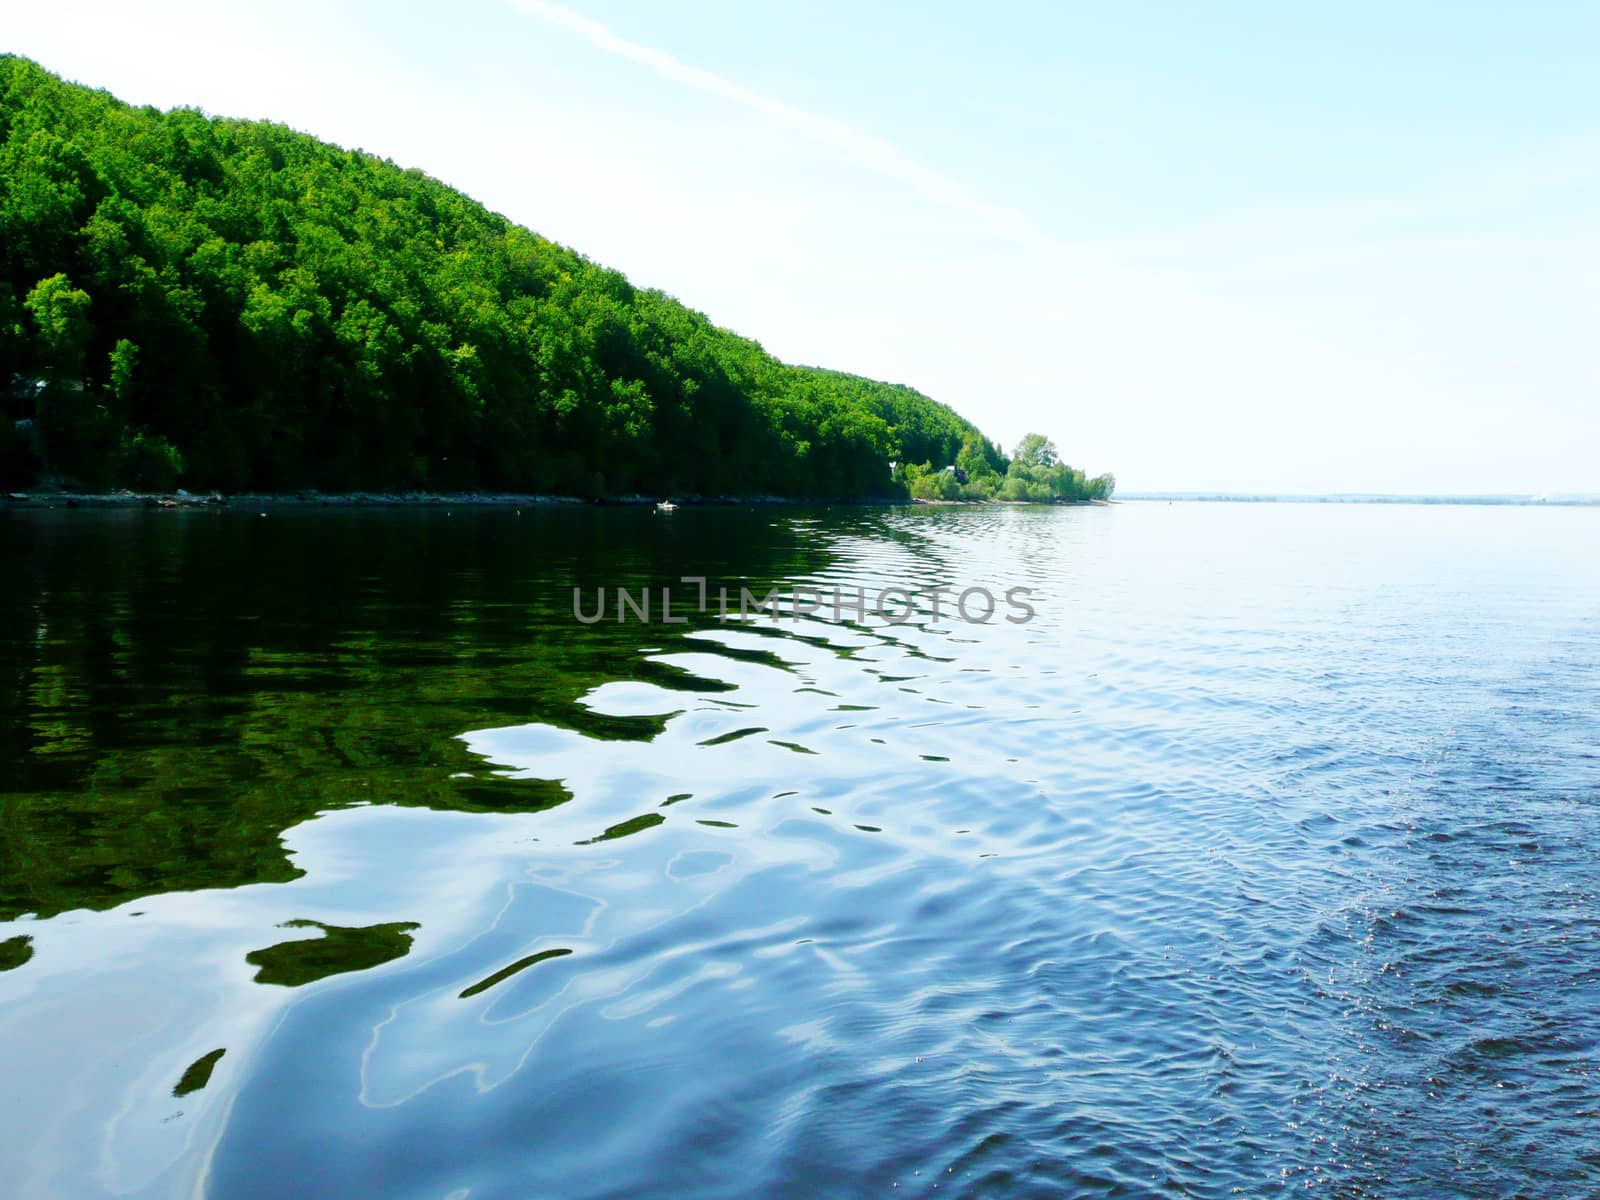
left=0, top=56, right=1109, bottom=498
left=1011, top=433, right=1058, bottom=469
left=22, top=273, right=91, bottom=379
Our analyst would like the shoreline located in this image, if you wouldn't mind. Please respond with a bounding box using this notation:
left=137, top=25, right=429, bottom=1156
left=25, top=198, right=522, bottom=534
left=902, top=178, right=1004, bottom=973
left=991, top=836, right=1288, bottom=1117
left=4, top=490, right=1113, bottom=510
left=910, top=497, right=1110, bottom=507
left=3, top=489, right=895, bottom=510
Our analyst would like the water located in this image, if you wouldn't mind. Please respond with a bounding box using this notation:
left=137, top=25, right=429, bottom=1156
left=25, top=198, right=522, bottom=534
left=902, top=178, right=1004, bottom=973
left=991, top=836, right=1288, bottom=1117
left=2, top=501, right=1598, bottom=1198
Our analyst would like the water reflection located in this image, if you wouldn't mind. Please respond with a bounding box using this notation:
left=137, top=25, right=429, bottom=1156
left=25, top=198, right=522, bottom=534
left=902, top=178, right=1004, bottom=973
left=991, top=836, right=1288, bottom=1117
left=0, top=934, right=32, bottom=971
left=172, top=1049, right=226, bottom=1097
left=458, top=947, right=573, bottom=1000
left=1, top=503, right=1598, bottom=1198
left=0, top=506, right=842, bottom=920
left=247, top=920, right=421, bottom=988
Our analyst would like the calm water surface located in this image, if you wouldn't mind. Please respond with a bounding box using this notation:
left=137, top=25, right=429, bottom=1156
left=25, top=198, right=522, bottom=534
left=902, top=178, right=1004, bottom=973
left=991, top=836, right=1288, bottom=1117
left=2, top=502, right=1598, bottom=1198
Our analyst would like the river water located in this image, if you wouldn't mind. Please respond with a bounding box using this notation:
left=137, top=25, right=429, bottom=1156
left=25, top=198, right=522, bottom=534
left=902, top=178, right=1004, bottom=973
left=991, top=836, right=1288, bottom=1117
left=1, top=501, right=1597, bottom=1198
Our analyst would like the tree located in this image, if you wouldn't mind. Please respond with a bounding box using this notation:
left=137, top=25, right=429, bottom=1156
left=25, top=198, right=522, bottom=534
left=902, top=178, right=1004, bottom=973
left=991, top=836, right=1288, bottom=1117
left=1012, top=433, right=1058, bottom=469
left=0, top=283, right=25, bottom=380
left=23, top=273, right=91, bottom=382
left=1087, top=473, right=1116, bottom=500
left=956, top=438, right=998, bottom=481
left=108, top=338, right=138, bottom=401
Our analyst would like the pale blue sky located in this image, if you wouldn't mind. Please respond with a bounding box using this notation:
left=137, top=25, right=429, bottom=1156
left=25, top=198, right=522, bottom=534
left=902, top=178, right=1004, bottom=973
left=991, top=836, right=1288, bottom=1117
left=7, top=0, right=1598, bottom=493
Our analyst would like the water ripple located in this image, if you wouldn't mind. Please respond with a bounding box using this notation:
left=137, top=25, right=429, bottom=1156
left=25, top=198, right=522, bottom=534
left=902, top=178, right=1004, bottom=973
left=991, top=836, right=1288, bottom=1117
left=4, top=503, right=1599, bottom=1198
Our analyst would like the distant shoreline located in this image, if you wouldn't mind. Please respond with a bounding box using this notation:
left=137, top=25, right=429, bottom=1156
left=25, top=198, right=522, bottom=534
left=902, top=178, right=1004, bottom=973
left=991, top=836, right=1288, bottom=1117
left=1119, top=494, right=1600, bottom=507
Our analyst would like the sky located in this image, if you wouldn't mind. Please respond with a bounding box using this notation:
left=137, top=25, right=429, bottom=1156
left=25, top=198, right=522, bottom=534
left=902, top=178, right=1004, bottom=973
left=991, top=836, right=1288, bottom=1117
left=5, top=0, right=1598, bottom=494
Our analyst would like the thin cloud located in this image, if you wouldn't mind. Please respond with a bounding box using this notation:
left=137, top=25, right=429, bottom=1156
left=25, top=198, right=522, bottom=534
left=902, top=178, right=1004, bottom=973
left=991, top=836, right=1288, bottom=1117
left=504, top=0, right=1043, bottom=248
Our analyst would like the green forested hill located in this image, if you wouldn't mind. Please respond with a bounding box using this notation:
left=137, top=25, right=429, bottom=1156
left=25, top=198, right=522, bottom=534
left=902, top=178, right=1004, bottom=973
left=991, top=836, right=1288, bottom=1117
left=0, top=55, right=1023, bottom=498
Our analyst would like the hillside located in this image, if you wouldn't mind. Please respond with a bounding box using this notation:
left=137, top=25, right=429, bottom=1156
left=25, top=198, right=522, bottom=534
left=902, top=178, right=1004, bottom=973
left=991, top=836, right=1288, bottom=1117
left=0, top=56, right=1042, bottom=499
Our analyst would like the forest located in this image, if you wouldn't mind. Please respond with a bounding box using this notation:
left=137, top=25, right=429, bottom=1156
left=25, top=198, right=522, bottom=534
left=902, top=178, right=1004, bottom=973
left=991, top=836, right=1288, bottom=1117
left=0, top=56, right=1111, bottom=502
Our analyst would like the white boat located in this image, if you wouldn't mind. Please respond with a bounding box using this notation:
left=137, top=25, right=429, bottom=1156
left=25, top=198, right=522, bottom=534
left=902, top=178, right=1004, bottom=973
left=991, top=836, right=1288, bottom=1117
left=656, top=500, right=678, bottom=512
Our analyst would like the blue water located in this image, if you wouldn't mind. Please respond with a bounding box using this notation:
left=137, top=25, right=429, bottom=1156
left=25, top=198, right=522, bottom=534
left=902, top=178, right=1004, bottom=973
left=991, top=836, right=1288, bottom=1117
left=1, top=501, right=1598, bottom=1197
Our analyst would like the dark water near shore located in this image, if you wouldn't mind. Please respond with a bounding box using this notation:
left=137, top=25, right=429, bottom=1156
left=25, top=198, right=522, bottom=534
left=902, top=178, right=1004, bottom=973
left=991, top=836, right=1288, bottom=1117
left=2, top=502, right=1599, bottom=1198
